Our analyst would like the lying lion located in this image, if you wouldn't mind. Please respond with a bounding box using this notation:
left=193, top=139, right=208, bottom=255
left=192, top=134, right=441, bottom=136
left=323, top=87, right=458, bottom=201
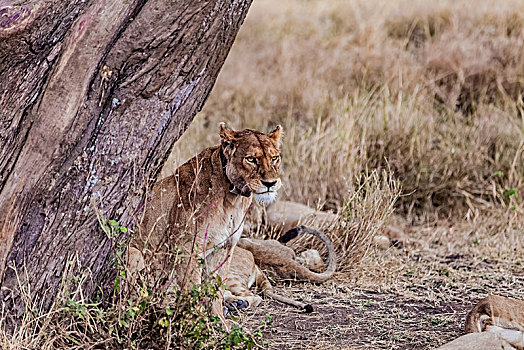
left=246, top=199, right=419, bottom=249
left=223, top=226, right=336, bottom=314
left=438, top=295, right=524, bottom=350
left=465, top=295, right=524, bottom=348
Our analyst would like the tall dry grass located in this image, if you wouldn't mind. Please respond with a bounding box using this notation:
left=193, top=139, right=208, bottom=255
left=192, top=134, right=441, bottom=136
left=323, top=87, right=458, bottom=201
left=0, top=251, right=259, bottom=349
left=165, top=0, right=524, bottom=220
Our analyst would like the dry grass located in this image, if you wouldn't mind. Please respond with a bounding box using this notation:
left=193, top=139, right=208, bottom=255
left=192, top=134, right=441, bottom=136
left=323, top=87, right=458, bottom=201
left=161, top=0, right=524, bottom=348
left=0, top=256, right=259, bottom=350
left=334, top=169, right=401, bottom=269
left=0, top=225, right=258, bottom=350
left=236, top=209, right=524, bottom=349
left=3, top=0, right=524, bottom=348
left=164, top=0, right=524, bottom=218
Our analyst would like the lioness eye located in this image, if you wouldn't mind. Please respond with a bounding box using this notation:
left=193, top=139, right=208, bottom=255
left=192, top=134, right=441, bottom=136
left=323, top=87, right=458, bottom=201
left=246, top=156, right=256, bottom=164
left=271, top=155, right=279, bottom=162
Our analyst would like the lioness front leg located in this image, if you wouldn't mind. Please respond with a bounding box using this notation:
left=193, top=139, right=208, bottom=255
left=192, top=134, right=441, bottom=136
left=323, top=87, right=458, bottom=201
left=201, top=242, right=239, bottom=328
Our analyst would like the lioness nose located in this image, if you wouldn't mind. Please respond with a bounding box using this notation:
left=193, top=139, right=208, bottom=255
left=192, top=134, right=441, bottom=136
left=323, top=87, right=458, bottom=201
left=261, top=180, right=277, bottom=188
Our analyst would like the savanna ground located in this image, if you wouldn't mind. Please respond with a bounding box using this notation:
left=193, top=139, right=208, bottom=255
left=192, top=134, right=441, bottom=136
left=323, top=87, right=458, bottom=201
left=163, top=0, right=524, bottom=348
left=2, top=0, right=523, bottom=349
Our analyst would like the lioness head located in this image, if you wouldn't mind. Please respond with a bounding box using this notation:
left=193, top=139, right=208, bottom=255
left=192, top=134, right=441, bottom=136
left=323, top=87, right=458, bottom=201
left=219, top=123, right=283, bottom=204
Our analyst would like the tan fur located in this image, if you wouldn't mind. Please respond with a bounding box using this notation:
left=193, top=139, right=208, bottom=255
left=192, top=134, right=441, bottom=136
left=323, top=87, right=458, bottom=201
left=249, top=199, right=419, bottom=249
left=264, top=200, right=338, bottom=233
left=238, top=226, right=337, bottom=283
left=296, top=249, right=325, bottom=272
left=225, top=226, right=336, bottom=312
left=437, top=332, right=517, bottom=350
left=374, top=224, right=422, bottom=248
left=131, top=123, right=283, bottom=328
left=224, top=246, right=312, bottom=312
left=465, top=295, right=524, bottom=349
left=223, top=246, right=263, bottom=309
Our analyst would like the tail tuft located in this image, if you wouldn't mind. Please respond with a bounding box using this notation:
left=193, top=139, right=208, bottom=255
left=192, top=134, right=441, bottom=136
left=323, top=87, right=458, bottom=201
left=279, top=226, right=303, bottom=243
left=304, top=304, right=314, bottom=313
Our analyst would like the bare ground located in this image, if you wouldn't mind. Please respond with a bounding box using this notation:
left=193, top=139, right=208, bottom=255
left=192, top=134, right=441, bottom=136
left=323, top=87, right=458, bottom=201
left=237, top=220, right=524, bottom=349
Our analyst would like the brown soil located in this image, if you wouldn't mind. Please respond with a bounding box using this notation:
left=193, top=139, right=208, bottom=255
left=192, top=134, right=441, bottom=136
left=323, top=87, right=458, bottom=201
left=246, top=287, right=470, bottom=349
left=237, top=222, right=524, bottom=349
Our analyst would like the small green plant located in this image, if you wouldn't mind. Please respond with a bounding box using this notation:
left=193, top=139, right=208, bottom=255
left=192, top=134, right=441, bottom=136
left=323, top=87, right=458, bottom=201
left=222, top=325, right=257, bottom=350
left=430, top=317, right=448, bottom=327
left=438, top=268, right=450, bottom=277
left=97, top=217, right=130, bottom=298
left=503, top=188, right=517, bottom=205
left=360, top=300, right=375, bottom=307
left=67, top=299, right=88, bottom=319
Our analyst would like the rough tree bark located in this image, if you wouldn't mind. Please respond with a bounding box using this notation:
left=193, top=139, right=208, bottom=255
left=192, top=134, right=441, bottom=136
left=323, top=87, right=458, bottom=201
left=0, top=0, right=252, bottom=322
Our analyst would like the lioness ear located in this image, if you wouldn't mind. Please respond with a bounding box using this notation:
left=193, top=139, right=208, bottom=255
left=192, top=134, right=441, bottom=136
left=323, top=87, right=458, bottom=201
left=268, top=125, right=283, bottom=147
left=219, top=122, right=237, bottom=143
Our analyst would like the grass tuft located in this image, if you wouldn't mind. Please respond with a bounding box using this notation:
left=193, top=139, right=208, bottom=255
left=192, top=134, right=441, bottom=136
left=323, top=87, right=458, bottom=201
left=0, top=254, right=261, bottom=350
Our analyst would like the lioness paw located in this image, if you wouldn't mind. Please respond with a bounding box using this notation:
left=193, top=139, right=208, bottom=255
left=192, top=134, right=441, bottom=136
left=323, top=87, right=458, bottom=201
left=225, top=300, right=250, bottom=314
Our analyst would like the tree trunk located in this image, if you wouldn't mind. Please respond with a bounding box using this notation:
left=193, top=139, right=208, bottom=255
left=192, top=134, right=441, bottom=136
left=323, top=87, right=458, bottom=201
left=0, top=0, right=252, bottom=323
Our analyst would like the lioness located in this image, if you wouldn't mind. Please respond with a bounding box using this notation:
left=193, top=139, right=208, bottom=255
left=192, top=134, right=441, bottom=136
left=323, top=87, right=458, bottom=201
left=133, top=123, right=283, bottom=327
left=223, top=226, right=336, bottom=314
left=464, top=295, right=524, bottom=349
left=246, top=200, right=420, bottom=249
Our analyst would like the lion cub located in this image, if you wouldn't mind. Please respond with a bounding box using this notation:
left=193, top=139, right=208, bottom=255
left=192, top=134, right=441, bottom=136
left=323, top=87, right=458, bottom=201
left=465, top=295, right=524, bottom=349
left=223, top=226, right=336, bottom=313
left=132, top=123, right=283, bottom=327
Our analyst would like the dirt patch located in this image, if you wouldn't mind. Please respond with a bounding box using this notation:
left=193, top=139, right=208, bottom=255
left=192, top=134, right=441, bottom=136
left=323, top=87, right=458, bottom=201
left=241, top=287, right=468, bottom=349
left=236, top=221, right=524, bottom=349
